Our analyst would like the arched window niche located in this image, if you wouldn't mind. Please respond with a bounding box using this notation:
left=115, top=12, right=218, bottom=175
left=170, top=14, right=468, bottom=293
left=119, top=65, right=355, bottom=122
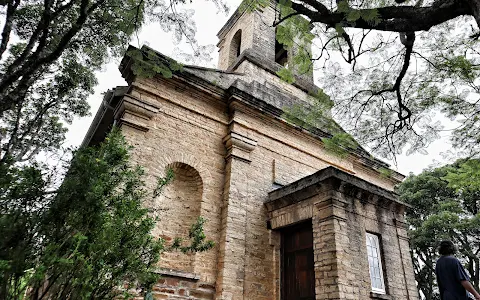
left=153, top=162, right=203, bottom=273
left=228, top=29, right=242, bottom=67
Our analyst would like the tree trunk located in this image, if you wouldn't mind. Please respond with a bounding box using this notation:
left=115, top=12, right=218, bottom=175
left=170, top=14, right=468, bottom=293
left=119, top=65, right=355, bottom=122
left=468, top=0, right=480, bottom=27
left=475, top=257, right=479, bottom=292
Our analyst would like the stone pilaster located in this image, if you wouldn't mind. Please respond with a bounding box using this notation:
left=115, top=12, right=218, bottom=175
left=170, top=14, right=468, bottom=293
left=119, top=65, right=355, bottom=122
left=215, top=130, right=257, bottom=300
left=313, top=194, right=350, bottom=300
left=394, top=219, right=420, bottom=300
left=223, top=132, right=256, bottom=163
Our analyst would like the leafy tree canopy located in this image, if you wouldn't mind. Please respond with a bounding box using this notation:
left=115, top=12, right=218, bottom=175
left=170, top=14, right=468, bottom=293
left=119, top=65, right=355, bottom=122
left=398, top=159, right=480, bottom=300
left=0, top=128, right=214, bottom=299
left=0, top=0, right=228, bottom=165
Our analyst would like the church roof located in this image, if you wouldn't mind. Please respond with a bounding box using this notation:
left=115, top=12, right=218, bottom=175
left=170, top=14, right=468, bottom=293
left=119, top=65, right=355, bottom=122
left=84, top=45, right=404, bottom=182
left=266, top=166, right=410, bottom=212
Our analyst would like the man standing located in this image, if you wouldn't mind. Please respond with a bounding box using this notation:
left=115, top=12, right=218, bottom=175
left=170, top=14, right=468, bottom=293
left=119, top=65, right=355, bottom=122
left=435, top=240, right=480, bottom=300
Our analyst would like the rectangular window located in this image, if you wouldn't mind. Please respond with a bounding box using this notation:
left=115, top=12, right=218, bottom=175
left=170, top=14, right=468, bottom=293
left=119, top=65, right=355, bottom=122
left=366, top=233, right=386, bottom=294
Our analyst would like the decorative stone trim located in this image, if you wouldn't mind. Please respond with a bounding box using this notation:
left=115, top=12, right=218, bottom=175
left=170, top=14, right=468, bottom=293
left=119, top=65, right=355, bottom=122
left=222, top=131, right=257, bottom=162
left=153, top=268, right=201, bottom=281
left=114, top=94, right=160, bottom=131
left=394, top=219, right=408, bottom=229
left=370, top=292, right=393, bottom=300
left=269, top=205, right=314, bottom=229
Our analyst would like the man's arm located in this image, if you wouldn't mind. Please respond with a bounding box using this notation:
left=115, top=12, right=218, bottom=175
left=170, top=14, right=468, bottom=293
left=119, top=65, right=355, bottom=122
left=461, top=280, right=480, bottom=300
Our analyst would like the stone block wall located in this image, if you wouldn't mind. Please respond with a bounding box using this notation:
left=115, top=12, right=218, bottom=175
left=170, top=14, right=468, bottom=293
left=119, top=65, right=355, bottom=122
left=112, top=63, right=413, bottom=300
left=312, top=180, right=419, bottom=300
left=117, top=75, right=229, bottom=290
left=217, top=10, right=255, bottom=70
left=150, top=273, right=215, bottom=300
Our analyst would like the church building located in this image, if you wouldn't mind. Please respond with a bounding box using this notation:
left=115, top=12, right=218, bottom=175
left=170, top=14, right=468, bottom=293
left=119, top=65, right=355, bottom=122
left=83, top=2, right=419, bottom=300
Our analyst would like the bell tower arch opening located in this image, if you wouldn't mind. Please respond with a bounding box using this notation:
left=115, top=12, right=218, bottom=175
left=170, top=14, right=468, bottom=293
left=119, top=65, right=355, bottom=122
left=229, top=29, right=242, bottom=67
left=275, top=28, right=288, bottom=66
left=216, top=2, right=314, bottom=82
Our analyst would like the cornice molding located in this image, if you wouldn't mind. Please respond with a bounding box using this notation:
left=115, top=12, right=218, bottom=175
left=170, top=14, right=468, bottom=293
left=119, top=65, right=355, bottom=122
left=114, top=94, right=160, bottom=132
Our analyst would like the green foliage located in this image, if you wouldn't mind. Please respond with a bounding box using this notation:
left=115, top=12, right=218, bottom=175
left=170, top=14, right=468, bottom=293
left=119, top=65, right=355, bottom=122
left=283, top=89, right=333, bottom=128
left=321, top=133, right=358, bottom=158
left=283, top=88, right=357, bottom=158
left=398, top=159, right=480, bottom=299
left=0, top=0, right=227, bottom=165
left=239, top=0, right=269, bottom=13
left=0, top=163, right=47, bottom=299
left=0, top=129, right=215, bottom=299
left=128, top=48, right=184, bottom=79
left=437, top=55, right=478, bottom=81
left=360, top=9, right=381, bottom=26
left=274, top=0, right=315, bottom=83
left=170, top=217, right=215, bottom=253
left=378, top=167, right=393, bottom=179
left=346, top=10, right=361, bottom=22
left=335, top=1, right=380, bottom=25
left=444, top=159, right=480, bottom=191
left=154, top=168, right=175, bottom=198
left=276, top=68, right=295, bottom=84
left=336, top=1, right=350, bottom=13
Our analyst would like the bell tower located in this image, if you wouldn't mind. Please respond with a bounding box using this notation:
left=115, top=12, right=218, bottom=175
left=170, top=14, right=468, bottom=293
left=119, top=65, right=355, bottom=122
left=216, top=1, right=313, bottom=83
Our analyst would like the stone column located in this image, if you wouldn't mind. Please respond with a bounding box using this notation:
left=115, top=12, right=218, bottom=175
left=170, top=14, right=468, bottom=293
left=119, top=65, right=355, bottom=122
left=394, top=218, right=420, bottom=300
left=313, top=190, right=351, bottom=300
left=215, top=130, right=257, bottom=300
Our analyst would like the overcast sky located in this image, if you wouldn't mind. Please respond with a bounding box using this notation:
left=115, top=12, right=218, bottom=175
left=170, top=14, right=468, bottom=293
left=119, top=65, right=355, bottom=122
left=64, top=0, right=454, bottom=176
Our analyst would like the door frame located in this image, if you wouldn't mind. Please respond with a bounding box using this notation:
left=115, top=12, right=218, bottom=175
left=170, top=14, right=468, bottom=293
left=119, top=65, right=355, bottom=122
left=280, top=219, right=314, bottom=300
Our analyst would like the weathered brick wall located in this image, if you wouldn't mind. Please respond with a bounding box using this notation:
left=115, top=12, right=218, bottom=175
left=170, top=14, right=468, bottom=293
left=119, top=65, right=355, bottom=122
left=218, top=4, right=314, bottom=82
left=113, top=59, right=413, bottom=299
left=266, top=178, right=419, bottom=300
left=118, top=75, right=229, bottom=296
left=312, top=181, right=419, bottom=300
left=230, top=105, right=397, bottom=191
left=151, top=274, right=215, bottom=299
left=217, top=11, right=255, bottom=70
left=252, top=5, right=276, bottom=62
left=153, top=162, right=203, bottom=272
left=234, top=60, right=314, bottom=104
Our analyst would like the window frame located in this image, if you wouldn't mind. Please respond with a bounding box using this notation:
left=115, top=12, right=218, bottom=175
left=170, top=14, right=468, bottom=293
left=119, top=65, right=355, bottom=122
left=365, top=232, right=386, bottom=294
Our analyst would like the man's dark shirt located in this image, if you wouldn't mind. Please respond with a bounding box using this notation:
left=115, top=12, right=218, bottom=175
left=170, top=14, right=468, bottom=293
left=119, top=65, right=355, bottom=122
left=436, top=255, right=470, bottom=300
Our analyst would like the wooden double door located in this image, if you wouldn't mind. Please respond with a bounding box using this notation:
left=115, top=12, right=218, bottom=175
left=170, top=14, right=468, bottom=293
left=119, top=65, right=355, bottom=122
left=281, top=221, right=315, bottom=300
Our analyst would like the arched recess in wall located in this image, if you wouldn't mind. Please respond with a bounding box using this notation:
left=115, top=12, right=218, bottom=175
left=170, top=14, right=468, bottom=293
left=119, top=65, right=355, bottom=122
left=153, top=162, right=203, bottom=273
left=229, top=29, right=242, bottom=67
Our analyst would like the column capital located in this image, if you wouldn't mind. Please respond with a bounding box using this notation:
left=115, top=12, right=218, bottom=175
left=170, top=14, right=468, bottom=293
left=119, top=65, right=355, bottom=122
left=114, top=94, right=160, bottom=131
left=222, top=131, right=257, bottom=163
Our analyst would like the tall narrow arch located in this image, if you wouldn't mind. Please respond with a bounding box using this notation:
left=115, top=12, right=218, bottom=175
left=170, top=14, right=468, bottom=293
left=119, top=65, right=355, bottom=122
left=229, top=29, right=242, bottom=67
left=153, top=162, right=203, bottom=272
left=275, top=28, right=288, bottom=66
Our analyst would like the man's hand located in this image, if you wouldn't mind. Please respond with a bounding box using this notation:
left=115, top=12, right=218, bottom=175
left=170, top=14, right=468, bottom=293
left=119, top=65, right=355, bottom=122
left=461, top=281, right=480, bottom=300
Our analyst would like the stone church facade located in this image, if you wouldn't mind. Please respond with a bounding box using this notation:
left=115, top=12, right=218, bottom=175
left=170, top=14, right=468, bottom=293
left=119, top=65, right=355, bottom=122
left=83, top=2, right=419, bottom=300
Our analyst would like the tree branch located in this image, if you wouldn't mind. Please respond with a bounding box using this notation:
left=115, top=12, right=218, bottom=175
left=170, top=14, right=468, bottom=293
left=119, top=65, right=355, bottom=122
left=0, top=0, right=21, bottom=60
left=0, top=0, right=97, bottom=114
left=290, top=0, right=471, bottom=32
